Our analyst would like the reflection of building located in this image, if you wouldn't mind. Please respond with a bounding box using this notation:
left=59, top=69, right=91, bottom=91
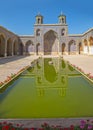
left=31, top=58, right=68, bottom=97
left=0, top=13, right=93, bottom=57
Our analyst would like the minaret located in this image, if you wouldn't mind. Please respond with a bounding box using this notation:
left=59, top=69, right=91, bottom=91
left=35, top=13, right=43, bottom=24
left=58, top=12, right=66, bottom=24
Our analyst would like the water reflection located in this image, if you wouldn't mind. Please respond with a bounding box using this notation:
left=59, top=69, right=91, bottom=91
left=44, top=58, right=58, bottom=83
left=25, top=58, right=78, bottom=97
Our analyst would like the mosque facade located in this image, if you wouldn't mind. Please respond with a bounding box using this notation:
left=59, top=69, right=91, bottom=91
left=0, top=14, right=93, bottom=57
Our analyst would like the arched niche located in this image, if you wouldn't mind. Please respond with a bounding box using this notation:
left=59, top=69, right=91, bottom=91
left=62, top=43, right=66, bottom=54
left=68, top=40, right=76, bottom=54
left=44, top=30, right=59, bottom=55
left=7, top=38, right=12, bottom=56
left=78, top=42, right=83, bottom=54
left=83, top=39, right=88, bottom=54
left=89, top=37, right=93, bottom=54
left=26, top=40, right=34, bottom=55
left=13, top=40, right=18, bottom=55
left=0, top=34, right=6, bottom=57
left=19, top=42, right=24, bottom=55
left=36, top=29, right=41, bottom=36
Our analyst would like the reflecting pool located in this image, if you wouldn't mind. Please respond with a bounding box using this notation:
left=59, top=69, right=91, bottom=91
left=0, top=58, right=93, bottom=118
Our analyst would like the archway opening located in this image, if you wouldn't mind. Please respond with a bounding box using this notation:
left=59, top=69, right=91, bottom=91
left=89, top=37, right=93, bottom=54
left=68, top=40, right=76, bottom=55
left=84, top=39, right=88, bottom=54
left=62, top=43, right=66, bottom=55
left=36, top=29, right=40, bottom=36
left=0, top=35, right=5, bottom=57
left=13, top=40, right=18, bottom=55
left=44, top=30, right=59, bottom=55
left=26, top=40, right=34, bottom=55
left=79, top=42, right=82, bottom=54
left=7, top=38, right=12, bottom=56
left=19, top=42, right=24, bottom=55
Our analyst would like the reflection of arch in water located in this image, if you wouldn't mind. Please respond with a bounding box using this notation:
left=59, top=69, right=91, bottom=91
left=59, top=88, right=66, bottom=97
left=44, top=30, right=59, bottom=55
left=61, top=75, right=67, bottom=87
left=37, top=88, right=44, bottom=96
left=68, top=64, right=74, bottom=71
left=61, top=76, right=65, bottom=84
left=62, top=60, right=66, bottom=69
left=44, top=58, right=57, bottom=83
left=37, top=77, right=42, bottom=84
left=37, top=61, right=41, bottom=69
left=27, top=67, right=34, bottom=73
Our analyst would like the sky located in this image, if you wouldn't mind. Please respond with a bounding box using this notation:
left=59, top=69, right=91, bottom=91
left=0, top=0, right=93, bottom=35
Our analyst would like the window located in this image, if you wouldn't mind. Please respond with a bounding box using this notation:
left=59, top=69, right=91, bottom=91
left=38, top=18, right=40, bottom=24
left=62, top=18, right=64, bottom=23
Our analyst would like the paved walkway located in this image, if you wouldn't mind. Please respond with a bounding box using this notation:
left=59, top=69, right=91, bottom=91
left=63, top=55, right=93, bottom=75
left=0, top=55, right=38, bottom=82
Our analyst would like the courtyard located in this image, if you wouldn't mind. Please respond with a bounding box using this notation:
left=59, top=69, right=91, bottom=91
left=0, top=0, right=93, bottom=128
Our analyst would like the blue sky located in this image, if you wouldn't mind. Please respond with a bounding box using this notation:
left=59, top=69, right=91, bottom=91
left=0, top=0, right=93, bottom=35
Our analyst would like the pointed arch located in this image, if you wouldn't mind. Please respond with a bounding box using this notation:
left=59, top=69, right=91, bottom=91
left=78, top=42, right=83, bottom=54
left=89, top=36, right=93, bottom=54
left=19, top=42, right=24, bottom=55
left=89, top=36, right=93, bottom=46
left=44, top=30, right=59, bottom=55
left=83, top=39, right=88, bottom=54
left=36, top=29, right=41, bottom=36
left=0, top=34, right=6, bottom=57
left=68, top=40, right=76, bottom=54
left=25, top=40, right=34, bottom=55
left=7, top=38, right=12, bottom=56
left=62, top=43, right=66, bottom=54
left=13, top=40, right=18, bottom=55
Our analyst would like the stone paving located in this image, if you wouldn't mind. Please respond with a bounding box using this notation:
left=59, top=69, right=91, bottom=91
left=63, top=55, right=93, bottom=75
left=0, top=55, right=38, bottom=82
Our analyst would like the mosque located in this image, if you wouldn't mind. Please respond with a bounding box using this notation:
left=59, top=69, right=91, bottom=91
left=0, top=13, right=93, bottom=57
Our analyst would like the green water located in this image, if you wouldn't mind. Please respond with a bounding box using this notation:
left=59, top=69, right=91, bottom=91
left=0, top=58, right=93, bottom=118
